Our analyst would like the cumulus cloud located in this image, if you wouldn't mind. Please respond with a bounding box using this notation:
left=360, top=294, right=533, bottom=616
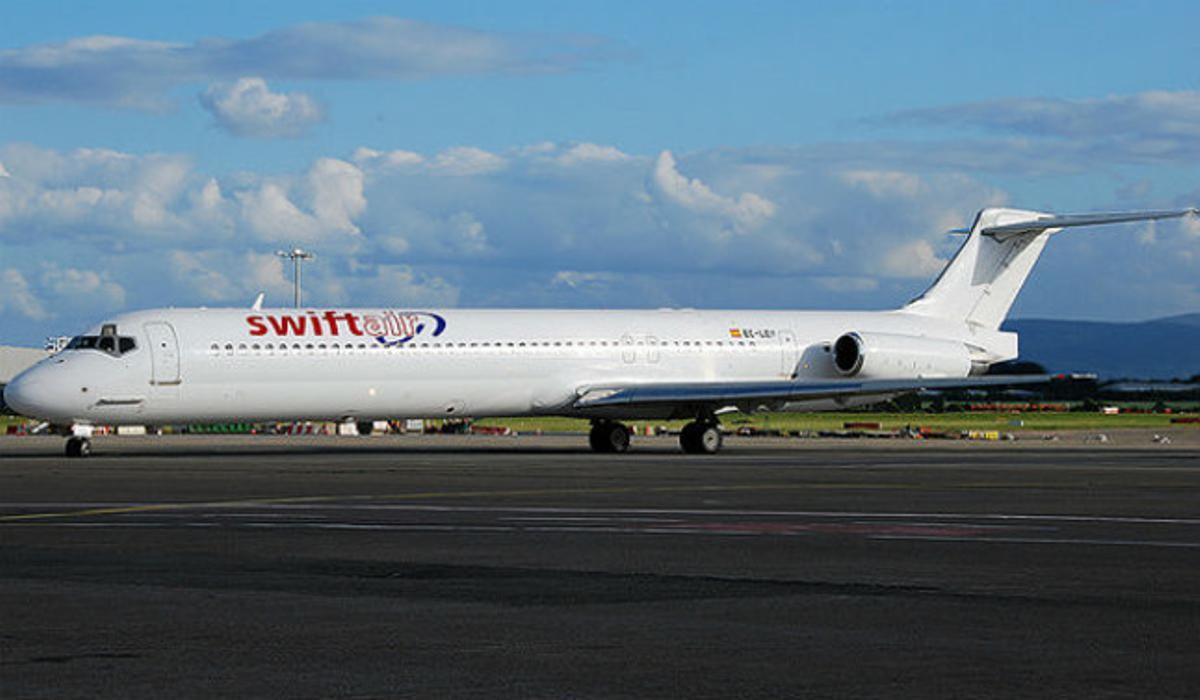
left=0, top=268, right=48, bottom=320
left=3, top=137, right=1198, bottom=342
left=199, top=77, right=323, bottom=138
left=0, top=145, right=195, bottom=238
left=431, top=147, right=507, bottom=176
left=650, top=150, right=776, bottom=234
left=840, top=170, right=923, bottom=198
left=236, top=158, right=366, bottom=243
left=306, top=158, right=366, bottom=235
left=0, top=17, right=614, bottom=109
left=880, top=239, right=947, bottom=279
left=170, top=251, right=293, bottom=303
left=352, top=147, right=424, bottom=170
left=356, top=265, right=459, bottom=307
left=40, top=266, right=126, bottom=309
left=555, top=143, right=631, bottom=166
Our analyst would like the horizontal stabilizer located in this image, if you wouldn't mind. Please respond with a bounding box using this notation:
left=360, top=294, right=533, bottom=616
left=982, top=208, right=1198, bottom=240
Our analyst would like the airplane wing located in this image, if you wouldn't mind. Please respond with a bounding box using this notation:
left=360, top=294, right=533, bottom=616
left=574, top=375, right=1053, bottom=413
left=981, top=208, right=1197, bottom=240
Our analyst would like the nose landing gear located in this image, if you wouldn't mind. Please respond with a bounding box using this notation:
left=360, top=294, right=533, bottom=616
left=65, top=436, right=92, bottom=458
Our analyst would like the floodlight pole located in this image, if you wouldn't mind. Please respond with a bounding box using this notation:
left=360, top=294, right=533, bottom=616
left=276, top=248, right=315, bottom=308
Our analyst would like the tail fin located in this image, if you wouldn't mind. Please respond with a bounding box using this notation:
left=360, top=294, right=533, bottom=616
left=904, top=206, right=1197, bottom=330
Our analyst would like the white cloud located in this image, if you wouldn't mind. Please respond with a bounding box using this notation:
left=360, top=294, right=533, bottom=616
left=650, top=150, right=776, bottom=234
left=40, top=266, right=126, bottom=309
left=0, top=268, right=48, bottom=320
left=0, top=145, right=195, bottom=239
left=237, top=183, right=323, bottom=242
left=169, top=251, right=293, bottom=304
left=551, top=270, right=619, bottom=289
left=555, top=143, right=631, bottom=166
left=3, top=138, right=1198, bottom=341
left=447, top=212, right=489, bottom=254
left=432, top=147, right=507, bottom=176
left=840, top=170, right=923, bottom=198
left=236, top=158, right=365, bottom=243
left=880, top=239, right=948, bottom=279
left=356, top=265, right=459, bottom=307
left=352, top=147, right=424, bottom=170
left=306, top=158, right=366, bottom=235
left=0, top=18, right=614, bottom=109
left=199, top=77, right=323, bottom=138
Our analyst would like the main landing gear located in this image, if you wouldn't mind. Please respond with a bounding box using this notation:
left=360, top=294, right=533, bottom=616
left=65, top=436, right=92, bottom=458
left=587, top=419, right=724, bottom=454
left=589, top=420, right=631, bottom=453
left=679, top=420, right=723, bottom=455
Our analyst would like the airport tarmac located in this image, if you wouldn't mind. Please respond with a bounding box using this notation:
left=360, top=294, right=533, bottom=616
left=2, top=434, right=1199, bottom=699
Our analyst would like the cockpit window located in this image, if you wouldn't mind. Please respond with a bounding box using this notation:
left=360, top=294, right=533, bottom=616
left=64, top=334, right=138, bottom=357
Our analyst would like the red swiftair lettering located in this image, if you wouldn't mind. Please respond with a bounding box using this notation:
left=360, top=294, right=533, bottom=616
left=268, top=315, right=308, bottom=335
left=247, top=315, right=268, bottom=336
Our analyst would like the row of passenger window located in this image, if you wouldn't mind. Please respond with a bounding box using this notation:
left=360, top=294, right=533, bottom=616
left=207, top=338, right=759, bottom=356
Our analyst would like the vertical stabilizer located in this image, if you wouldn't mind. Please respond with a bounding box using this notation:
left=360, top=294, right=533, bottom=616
left=903, top=206, right=1197, bottom=330
left=904, top=207, right=1053, bottom=330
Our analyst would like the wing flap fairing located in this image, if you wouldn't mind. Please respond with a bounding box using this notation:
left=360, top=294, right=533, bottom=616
left=574, top=375, right=1052, bottom=411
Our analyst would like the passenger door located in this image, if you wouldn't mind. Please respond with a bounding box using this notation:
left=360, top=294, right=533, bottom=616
left=144, top=322, right=181, bottom=385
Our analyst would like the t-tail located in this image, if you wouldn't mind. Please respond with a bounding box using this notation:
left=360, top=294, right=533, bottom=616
left=903, top=206, right=1198, bottom=331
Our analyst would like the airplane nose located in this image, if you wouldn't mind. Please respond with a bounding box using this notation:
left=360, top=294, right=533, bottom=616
left=3, top=365, right=78, bottom=422
left=3, top=371, right=37, bottom=418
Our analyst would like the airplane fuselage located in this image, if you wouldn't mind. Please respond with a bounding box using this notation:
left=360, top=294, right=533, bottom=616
left=6, top=306, right=1003, bottom=426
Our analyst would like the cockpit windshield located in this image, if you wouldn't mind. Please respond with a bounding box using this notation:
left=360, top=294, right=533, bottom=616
left=64, top=333, right=137, bottom=357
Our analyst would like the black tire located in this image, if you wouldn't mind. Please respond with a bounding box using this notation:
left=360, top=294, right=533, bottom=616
left=679, top=423, right=700, bottom=453
left=680, top=422, right=722, bottom=454
left=356, top=421, right=374, bottom=436
left=65, top=437, right=91, bottom=458
left=697, top=425, right=723, bottom=454
left=588, top=424, right=611, bottom=453
left=590, top=422, right=630, bottom=454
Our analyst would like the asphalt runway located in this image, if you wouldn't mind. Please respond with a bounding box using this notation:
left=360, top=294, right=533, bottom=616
left=2, top=434, right=1199, bottom=699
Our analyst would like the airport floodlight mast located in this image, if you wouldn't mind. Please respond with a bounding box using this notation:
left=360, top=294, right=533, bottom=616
left=276, top=248, right=315, bottom=308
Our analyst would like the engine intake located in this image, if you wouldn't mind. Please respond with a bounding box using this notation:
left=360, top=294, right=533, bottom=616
left=832, top=332, right=973, bottom=379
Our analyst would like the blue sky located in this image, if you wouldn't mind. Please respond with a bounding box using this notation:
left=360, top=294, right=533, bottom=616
left=2, top=1, right=1200, bottom=344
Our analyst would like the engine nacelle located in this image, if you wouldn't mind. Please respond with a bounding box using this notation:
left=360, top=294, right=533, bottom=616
left=832, top=332, right=973, bottom=379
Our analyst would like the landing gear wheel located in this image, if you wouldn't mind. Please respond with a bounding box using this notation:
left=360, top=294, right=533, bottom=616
left=65, top=436, right=91, bottom=458
left=356, top=421, right=374, bottom=436
left=680, top=422, right=722, bottom=454
left=589, top=421, right=631, bottom=454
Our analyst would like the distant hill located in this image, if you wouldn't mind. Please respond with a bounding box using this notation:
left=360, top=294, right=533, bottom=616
left=1001, top=314, right=1200, bottom=380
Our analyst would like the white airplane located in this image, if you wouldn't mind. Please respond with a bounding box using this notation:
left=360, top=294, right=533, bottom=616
left=4, top=207, right=1194, bottom=457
